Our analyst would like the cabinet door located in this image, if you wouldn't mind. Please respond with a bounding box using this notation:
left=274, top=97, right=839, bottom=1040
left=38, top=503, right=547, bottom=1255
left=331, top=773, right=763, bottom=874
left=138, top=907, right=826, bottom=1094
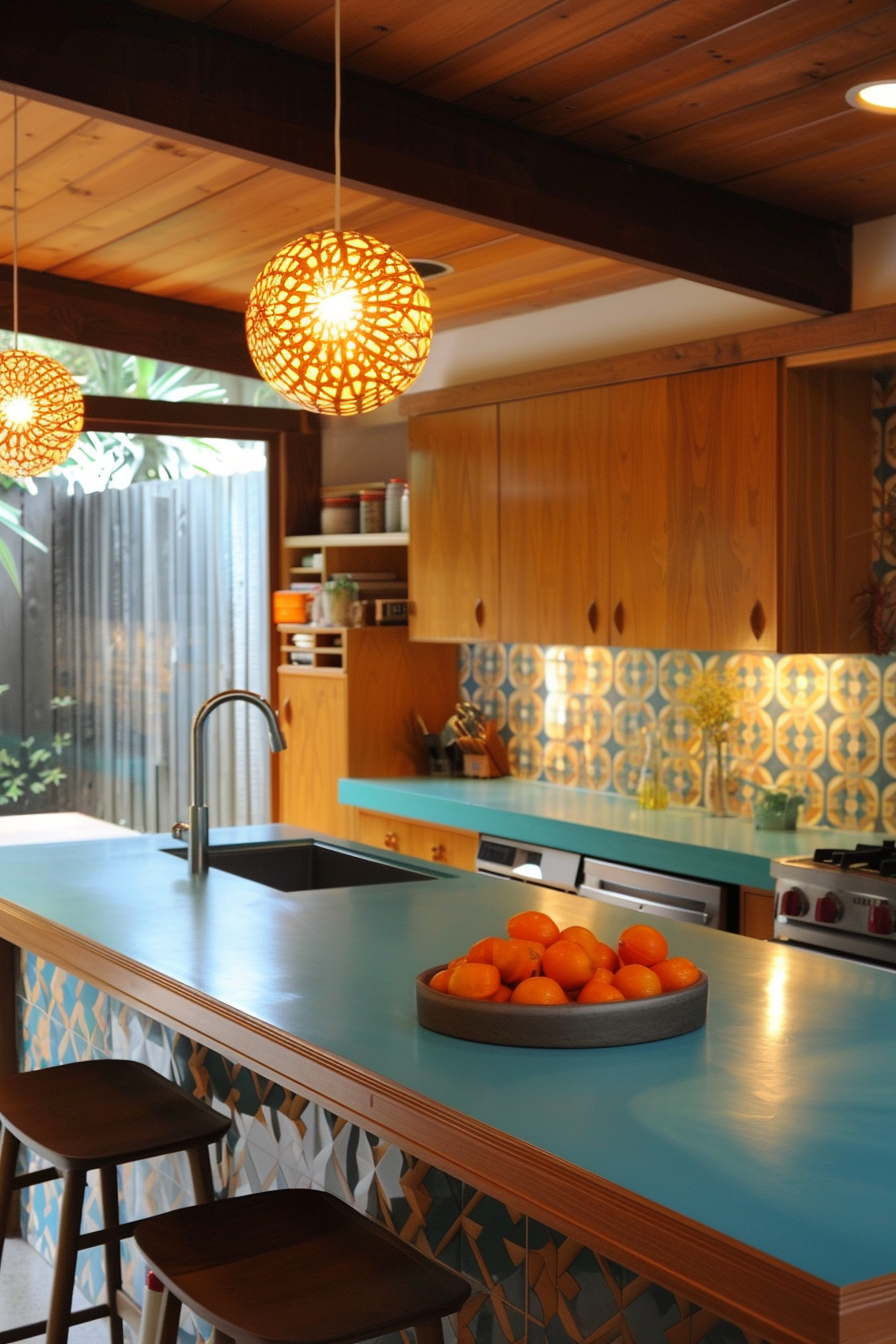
left=609, top=378, right=672, bottom=647
left=356, top=809, right=414, bottom=856
left=408, top=405, right=500, bottom=642
left=667, top=362, right=777, bottom=650
left=410, top=821, right=479, bottom=871
left=277, top=670, right=351, bottom=838
left=740, top=886, right=775, bottom=940
left=500, top=389, right=609, bottom=645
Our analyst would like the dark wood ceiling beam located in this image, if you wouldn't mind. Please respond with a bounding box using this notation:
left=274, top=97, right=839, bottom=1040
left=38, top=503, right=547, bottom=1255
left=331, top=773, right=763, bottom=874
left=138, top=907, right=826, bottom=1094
left=0, top=264, right=258, bottom=378
left=0, top=0, right=851, bottom=313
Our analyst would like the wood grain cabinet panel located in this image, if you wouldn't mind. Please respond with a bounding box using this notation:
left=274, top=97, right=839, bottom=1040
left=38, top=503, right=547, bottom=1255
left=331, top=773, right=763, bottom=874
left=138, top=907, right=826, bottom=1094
left=667, top=362, right=778, bottom=651
left=278, top=668, right=351, bottom=839
left=356, top=810, right=414, bottom=857
left=499, top=390, right=609, bottom=645
left=740, top=886, right=775, bottom=941
left=408, top=405, right=500, bottom=642
left=356, top=809, right=478, bottom=871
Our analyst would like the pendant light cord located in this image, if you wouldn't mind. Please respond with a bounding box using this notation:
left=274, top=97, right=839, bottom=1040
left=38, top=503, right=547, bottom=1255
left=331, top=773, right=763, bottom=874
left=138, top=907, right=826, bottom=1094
left=12, top=93, right=18, bottom=350
left=334, top=0, right=341, bottom=231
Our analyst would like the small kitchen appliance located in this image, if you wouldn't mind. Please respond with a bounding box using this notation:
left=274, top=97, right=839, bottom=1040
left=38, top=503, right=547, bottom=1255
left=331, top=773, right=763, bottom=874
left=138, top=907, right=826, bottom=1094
left=772, top=843, right=896, bottom=968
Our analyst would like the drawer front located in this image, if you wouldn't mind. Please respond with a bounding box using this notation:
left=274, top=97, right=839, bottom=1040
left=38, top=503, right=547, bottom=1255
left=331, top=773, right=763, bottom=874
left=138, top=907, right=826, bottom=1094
left=356, top=810, right=478, bottom=871
left=356, top=810, right=414, bottom=857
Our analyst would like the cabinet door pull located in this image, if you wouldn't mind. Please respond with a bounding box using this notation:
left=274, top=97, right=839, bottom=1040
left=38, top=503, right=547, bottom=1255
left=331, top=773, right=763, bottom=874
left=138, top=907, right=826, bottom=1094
left=431, top=843, right=447, bottom=863
left=587, top=600, right=598, bottom=634
left=282, top=696, right=292, bottom=724
left=749, top=600, right=767, bottom=641
left=384, top=831, right=399, bottom=851
left=474, top=598, right=485, bottom=628
left=614, top=601, right=625, bottom=635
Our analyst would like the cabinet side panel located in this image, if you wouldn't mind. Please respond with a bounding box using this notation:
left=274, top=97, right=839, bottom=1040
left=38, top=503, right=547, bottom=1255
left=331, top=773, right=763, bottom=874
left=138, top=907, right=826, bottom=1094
left=782, top=368, right=871, bottom=653
left=277, top=669, right=351, bottom=837
left=499, top=389, right=609, bottom=645
left=345, top=628, right=458, bottom=779
left=408, top=406, right=499, bottom=642
left=668, top=362, right=777, bottom=651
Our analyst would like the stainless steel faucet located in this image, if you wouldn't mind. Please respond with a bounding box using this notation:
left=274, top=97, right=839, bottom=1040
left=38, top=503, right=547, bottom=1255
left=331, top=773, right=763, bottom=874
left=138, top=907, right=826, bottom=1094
left=172, top=690, right=287, bottom=876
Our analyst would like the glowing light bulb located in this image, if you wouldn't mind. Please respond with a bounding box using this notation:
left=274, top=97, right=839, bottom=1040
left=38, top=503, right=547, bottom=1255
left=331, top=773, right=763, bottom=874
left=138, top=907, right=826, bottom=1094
left=2, top=395, right=35, bottom=428
left=846, top=81, right=896, bottom=112
left=314, top=282, right=362, bottom=331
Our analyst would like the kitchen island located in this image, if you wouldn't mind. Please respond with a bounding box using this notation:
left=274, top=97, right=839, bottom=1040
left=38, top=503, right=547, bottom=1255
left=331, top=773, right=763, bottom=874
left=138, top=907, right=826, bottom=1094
left=0, top=825, right=894, bottom=1344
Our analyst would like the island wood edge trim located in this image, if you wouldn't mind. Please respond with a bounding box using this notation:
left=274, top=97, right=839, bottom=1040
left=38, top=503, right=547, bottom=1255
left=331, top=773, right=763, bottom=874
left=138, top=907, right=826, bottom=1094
left=399, top=301, right=896, bottom=417
left=0, top=908, right=890, bottom=1344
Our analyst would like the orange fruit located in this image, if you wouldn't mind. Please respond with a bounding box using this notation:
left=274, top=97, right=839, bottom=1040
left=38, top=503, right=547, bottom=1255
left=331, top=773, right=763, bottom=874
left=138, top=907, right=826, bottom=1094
left=489, top=983, right=513, bottom=1003
left=506, top=910, right=561, bottom=947
left=578, top=979, right=626, bottom=1004
left=653, top=957, right=701, bottom=992
left=494, top=938, right=543, bottom=984
left=510, top=977, right=569, bottom=1005
left=562, top=926, right=618, bottom=971
left=541, top=939, right=595, bottom=990
left=613, top=964, right=663, bottom=1000
left=429, top=968, right=453, bottom=993
left=585, top=967, right=614, bottom=985
left=617, top=924, right=668, bottom=968
left=467, top=935, right=506, bottom=965
left=448, top=963, right=501, bottom=1000
left=447, top=955, right=468, bottom=973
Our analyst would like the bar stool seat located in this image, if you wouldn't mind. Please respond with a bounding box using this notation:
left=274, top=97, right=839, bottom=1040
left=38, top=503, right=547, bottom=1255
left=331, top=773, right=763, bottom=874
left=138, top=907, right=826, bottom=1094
left=0, top=1059, right=231, bottom=1344
left=135, top=1188, right=472, bottom=1344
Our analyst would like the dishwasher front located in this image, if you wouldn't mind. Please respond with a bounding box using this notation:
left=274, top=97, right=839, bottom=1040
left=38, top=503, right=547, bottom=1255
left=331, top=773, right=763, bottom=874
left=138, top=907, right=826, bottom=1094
left=578, top=856, right=724, bottom=928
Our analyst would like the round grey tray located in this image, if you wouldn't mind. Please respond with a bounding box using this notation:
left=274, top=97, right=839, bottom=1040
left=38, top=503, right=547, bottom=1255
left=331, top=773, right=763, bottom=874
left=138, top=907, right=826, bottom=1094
left=415, top=966, right=708, bottom=1048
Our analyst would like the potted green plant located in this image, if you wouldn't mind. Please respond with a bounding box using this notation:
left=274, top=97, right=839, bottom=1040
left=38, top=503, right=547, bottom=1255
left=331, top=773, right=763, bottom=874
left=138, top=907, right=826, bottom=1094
left=753, top=785, right=804, bottom=831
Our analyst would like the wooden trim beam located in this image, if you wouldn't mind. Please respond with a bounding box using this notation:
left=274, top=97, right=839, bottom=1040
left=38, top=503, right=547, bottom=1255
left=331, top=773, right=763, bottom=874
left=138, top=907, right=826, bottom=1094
left=81, top=395, right=314, bottom=438
left=401, top=300, right=896, bottom=416
left=0, top=0, right=850, bottom=315
left=0, top=265, right=256, bottom=380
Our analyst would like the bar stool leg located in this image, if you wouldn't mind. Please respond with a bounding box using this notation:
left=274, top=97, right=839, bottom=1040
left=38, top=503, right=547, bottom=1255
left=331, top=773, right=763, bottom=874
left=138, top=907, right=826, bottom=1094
left=414, top=1316, right=446, bottom=1344
left=0, top=1127, right=21, bottom=1276
left=156, top=1288, right=182, bottom=1344
left=45, top=1169, right=87, bottom=1344
left=187, top=1145, right=216, bottom=1205
left=99, top=1165, right=125, bottom=1344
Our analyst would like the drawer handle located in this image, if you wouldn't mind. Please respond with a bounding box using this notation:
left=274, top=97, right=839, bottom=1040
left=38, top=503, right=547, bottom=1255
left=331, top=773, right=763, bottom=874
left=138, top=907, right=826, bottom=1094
left=614, top=601, right=625, bottom=635
left=282, top=696, right=291, bottom=724
left=587, top=600, right=598, bottom=634
left=750, top=599, right=766, bottom=641
left=384, top=831, right=399, bottom=851
left=474, top=598, right=485, bottom=628
left=431, top=843, right=446, bottom=863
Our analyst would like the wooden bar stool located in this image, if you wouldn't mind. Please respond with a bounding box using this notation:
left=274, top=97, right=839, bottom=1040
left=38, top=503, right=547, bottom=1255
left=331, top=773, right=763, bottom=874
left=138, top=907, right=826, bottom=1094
left=135, top=1188, right=471, bottom=1344
left=0, top=1059, right=231, bottom=1344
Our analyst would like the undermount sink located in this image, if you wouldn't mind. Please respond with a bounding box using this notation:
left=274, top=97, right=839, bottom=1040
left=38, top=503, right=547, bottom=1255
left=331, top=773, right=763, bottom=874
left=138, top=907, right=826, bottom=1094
left=164, top=839, right=436, bottom=892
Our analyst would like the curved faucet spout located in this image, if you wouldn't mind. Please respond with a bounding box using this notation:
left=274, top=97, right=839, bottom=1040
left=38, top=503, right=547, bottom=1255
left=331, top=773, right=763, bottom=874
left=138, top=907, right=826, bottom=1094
left=179, top=690, right=286, bottom=877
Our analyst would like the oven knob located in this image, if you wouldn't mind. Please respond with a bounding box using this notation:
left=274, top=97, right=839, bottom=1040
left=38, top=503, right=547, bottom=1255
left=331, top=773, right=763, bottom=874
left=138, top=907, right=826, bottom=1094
left=814, top=892, right=843, bottom=924
left=779, top=887, right=809, bottom=918
left=868, top=903, right=894, bottom=936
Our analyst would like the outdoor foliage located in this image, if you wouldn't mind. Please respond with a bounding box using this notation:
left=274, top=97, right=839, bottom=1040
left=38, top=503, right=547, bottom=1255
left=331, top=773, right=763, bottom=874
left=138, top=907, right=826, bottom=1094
left=0, top=687, right=72, bottom=806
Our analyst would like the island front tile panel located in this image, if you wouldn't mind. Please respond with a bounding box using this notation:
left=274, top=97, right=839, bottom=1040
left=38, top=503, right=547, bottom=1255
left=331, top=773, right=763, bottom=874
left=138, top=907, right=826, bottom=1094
left=17, top=955, right=763, bottom=1344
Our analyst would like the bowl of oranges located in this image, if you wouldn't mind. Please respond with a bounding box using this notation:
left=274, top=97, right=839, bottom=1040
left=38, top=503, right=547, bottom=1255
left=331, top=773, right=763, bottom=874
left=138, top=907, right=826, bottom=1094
left=415, top=911, right=707, bottom=1048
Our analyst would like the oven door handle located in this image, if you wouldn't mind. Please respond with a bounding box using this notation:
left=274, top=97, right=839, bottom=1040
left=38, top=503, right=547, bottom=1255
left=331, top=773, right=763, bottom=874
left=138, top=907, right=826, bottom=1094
left=578, top=884, right=709, bottom=924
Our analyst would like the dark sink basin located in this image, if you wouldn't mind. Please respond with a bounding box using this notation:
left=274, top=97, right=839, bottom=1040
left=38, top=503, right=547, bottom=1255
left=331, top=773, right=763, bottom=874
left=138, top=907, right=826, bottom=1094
left=164, top=840, right=435, bottom=892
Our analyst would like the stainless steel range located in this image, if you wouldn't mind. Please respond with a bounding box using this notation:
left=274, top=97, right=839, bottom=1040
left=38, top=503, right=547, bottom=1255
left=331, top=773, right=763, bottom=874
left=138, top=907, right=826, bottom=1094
left=772, top=843, right=896, bottom=969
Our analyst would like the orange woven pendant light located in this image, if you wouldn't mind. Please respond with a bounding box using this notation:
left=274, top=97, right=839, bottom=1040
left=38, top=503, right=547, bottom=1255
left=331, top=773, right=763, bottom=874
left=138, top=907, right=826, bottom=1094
left=0, top=97, right=83, bottom=476
left=246, top=229, right=431, bottom=416
left=245, top=0, right=432, bottom=416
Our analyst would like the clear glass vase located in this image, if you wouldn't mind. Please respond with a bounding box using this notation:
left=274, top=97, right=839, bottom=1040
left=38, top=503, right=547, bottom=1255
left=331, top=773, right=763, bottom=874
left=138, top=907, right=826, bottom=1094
left=704, top=735, right=734, bottom=818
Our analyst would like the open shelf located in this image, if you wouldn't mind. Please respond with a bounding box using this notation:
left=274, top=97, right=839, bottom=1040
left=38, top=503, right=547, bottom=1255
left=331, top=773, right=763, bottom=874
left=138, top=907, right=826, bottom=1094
left=279, top=625, right=348, bottom=672
left=284, top=532, right=408, bottom=548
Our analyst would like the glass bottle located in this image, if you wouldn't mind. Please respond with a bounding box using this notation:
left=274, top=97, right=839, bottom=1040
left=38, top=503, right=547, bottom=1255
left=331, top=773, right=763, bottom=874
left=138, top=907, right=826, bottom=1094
left=637, top=726, right=668, bottom=810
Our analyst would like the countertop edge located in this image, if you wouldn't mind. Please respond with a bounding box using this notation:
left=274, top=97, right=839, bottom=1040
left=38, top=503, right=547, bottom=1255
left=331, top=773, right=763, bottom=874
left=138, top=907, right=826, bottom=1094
left=0, top=893, right=875, bottom=1344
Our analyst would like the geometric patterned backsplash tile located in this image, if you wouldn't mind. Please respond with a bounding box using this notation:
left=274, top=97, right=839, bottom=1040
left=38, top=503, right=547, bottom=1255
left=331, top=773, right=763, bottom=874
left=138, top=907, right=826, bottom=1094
left=461, top=373, right=896, bottom=837
left=460, top=646, right=896, bottom=834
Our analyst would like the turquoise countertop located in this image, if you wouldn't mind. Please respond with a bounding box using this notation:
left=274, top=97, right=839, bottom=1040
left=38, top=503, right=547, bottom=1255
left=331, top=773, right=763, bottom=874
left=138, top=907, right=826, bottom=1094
left=338, top=776, right=892, bottom=887
left=1, top=824, right=896, bottom=1291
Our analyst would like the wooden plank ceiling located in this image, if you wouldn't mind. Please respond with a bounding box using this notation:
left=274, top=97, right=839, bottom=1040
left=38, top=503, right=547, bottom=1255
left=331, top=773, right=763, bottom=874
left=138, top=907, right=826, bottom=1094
left=0, top=93, right=661, bottom=332
left=136, top=0, right=896, bottom=225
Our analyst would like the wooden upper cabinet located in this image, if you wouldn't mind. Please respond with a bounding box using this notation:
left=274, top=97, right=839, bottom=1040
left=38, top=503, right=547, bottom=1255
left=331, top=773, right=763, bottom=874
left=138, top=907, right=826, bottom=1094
left=667, top=362, right=777, bottom=651
left=408, top=405, right=500, bottom=642
left=499, top=389, right=610, bottom=646
left=608, top=378, right=672, bottom=648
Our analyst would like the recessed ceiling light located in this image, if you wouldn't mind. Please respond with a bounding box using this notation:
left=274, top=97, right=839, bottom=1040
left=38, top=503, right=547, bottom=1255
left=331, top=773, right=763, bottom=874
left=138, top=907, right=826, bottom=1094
left=409, top=259, right=455, bottom=280
left=846, top=82, right=896, bottom=113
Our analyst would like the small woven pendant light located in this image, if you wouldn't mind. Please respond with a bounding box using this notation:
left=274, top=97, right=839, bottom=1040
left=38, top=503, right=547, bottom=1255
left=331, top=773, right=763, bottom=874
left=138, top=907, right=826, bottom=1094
left=0, top=95, right=83, bottom=477
left=245, top=0, right=432, bottom=416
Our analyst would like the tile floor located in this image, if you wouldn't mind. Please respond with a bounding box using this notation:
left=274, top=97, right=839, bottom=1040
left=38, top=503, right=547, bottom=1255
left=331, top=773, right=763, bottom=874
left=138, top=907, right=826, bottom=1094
left=0, top=1237, right=113, bottom=1344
